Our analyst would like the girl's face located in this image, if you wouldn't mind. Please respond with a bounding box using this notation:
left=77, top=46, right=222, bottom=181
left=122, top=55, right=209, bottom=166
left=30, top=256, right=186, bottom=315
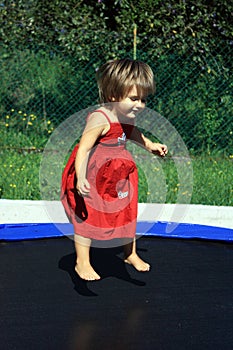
left=112, top=85, right=147, bottom=119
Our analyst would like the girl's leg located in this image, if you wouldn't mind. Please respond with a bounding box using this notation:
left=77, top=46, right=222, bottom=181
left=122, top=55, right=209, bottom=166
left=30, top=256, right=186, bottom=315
left=123, top=237, right=150, bottom=272
left=74, top=235, right=101, bottom=280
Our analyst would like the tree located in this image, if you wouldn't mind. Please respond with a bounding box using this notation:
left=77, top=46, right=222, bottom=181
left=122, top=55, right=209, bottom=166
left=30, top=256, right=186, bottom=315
left=1, top=0, right=232, bottom=57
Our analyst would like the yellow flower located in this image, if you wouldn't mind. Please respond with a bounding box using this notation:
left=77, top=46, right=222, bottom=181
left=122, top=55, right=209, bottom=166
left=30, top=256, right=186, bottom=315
left=6, top=115, right=10, bottom=119
left=47, top=120, right=51, bottom=125
left=18, top=111, right=22, bottom=114
left=5, top=123, right=9, bottom=127
left=27, top=121, right=33, bottom=125
left=11, top=109, right=15, bottom=112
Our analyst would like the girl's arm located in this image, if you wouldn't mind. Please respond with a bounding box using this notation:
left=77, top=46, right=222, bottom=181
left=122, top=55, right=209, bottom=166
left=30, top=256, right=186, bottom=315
left=129, top=126, right=168, bottom=157
left=75, top=113, right=109, bottom=195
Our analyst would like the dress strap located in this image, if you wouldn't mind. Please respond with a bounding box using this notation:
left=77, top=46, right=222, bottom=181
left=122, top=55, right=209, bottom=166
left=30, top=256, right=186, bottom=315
left=92, top=109, right=112, bottom=124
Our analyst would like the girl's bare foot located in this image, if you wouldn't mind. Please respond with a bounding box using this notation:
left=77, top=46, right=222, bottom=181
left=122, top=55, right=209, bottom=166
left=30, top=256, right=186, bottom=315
left=75, top=262, right=101, bottom=281
left=124, top=253, right=150, bottom=272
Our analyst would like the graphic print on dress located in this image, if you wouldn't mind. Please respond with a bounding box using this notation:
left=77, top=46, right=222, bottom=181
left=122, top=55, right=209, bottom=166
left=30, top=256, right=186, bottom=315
left=118, top=132, right=126, bottom=145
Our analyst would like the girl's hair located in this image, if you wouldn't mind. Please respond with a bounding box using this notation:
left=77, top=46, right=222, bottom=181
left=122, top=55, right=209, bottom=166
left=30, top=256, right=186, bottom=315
left=96, top=58, right=155, bottom=103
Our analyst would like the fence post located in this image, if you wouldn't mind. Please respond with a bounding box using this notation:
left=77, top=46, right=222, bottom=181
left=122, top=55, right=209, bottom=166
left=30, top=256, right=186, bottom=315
left=133, top=23, right=137, bottom=60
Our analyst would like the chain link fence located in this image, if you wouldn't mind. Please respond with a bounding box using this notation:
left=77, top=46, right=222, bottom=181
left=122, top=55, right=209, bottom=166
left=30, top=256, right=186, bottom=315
left=1, top=41, right=232, bottom=154
left=0, top=40, right=232, bottom=204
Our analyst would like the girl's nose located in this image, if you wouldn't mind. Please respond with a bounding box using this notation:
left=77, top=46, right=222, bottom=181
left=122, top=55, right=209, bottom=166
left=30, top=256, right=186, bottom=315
left=136, top=100, right=145, bottom=108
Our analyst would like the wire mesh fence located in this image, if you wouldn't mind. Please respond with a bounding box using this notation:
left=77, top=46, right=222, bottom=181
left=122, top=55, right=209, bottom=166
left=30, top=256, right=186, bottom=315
left=0, top=40, right=232, bottom=204
left=1, top=41, right=232, bottom=154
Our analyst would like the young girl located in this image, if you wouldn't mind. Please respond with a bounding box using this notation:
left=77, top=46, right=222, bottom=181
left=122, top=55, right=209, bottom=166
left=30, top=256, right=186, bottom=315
left=61, top=58, right=168, bottom=281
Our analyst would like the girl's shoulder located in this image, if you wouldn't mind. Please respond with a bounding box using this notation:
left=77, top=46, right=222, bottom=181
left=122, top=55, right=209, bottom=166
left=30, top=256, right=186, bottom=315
left=84, top=108, right=115, bottom=137
left=87, top=107, right=118, bottom=124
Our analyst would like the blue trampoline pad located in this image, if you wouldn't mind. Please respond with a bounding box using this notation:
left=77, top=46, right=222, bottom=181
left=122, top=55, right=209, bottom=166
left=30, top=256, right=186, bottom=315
left=0, top=222, right=233, bottom=242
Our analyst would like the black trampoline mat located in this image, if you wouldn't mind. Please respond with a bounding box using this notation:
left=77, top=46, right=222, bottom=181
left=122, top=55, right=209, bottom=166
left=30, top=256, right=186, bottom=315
left=1, top=237, right=233, bottom=350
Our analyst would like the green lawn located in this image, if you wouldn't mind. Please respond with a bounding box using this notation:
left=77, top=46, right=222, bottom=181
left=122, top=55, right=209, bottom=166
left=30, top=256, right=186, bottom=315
left=1, top=147, right=232, bottom=206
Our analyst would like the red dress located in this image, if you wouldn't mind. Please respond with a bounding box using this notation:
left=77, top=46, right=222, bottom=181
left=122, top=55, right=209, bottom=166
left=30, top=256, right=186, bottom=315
left=60, top=110, right=138, bottom=241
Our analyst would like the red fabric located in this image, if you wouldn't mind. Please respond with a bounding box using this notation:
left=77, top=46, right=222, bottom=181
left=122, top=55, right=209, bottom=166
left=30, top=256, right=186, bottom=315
left=60, top=111, right=138, bottom=240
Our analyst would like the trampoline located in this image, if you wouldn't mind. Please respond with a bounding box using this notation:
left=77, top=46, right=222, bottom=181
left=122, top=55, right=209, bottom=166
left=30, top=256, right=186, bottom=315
left=0, top=200, right=233, bottom=350
left=1, top=202, right=233, bottom=350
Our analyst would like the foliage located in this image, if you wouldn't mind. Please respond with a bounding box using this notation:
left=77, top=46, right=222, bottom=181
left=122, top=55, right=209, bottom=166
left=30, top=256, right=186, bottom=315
left=1, top=109, right=54, bottom=148
left=0, top=45, right=232, bottom=153
left=1, top=110, right=232, bottom=204
left=0, top=0, right=232, bottom=205
left=114, top=0, right=233, bottom=54
left=1, top=0, right=233, bottom=60
left=146, top=50, right=233, bottom=153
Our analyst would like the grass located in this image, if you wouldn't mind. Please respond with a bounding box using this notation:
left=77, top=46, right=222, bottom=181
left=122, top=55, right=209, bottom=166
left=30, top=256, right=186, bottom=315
left=0, top=112, right=232, bottom=205
left=191, top=155, right=233, bottom=206
left=0, top=150, right=41, bottom=200
left=135, top=152, right=232, bottom=206
left=0, top=145, right=232, bottom=206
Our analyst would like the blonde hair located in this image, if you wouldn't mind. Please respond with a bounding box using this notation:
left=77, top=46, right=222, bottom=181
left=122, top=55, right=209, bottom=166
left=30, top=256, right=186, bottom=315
left=96, top=58, right=155, bottom=103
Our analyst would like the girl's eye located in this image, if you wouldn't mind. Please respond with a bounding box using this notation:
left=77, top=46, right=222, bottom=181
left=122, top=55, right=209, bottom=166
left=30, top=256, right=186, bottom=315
left=130, top=97, right=147, bottom=103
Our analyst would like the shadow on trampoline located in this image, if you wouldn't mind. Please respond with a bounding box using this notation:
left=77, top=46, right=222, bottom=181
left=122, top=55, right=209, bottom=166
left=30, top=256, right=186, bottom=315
left=58, top=247, right=146, bottom=296
left=1, top=236, right=233, bottom=350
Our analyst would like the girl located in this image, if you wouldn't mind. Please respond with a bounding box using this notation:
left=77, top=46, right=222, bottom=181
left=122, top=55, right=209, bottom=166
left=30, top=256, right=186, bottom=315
left=61, top=58, right=168, bottom=281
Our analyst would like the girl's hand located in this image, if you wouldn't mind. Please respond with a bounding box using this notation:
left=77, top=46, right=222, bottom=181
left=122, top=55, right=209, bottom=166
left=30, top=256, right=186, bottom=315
left=151, top=143, right=168, bottom=157
left=76, top=178, right=90, bottom=196
left=130, top=128, right=168, bottom=157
